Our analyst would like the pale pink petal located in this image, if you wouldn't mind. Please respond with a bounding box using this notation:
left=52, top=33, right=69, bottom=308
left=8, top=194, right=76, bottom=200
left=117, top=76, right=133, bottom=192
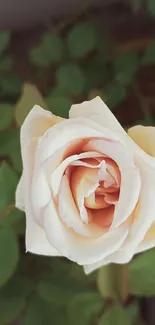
left=58, top=175, right=103, bottom=237
left=83, top=139, right=141, bottom=228
left=35, top=118, right=119, bottom=168
left=118, top=160, right=155, bottom=256
left=71, top=166, right=99, bottom=223
left=21, top=105, right=63, bottom=149
left=51, top=151, right=103, bottom=198
left=69, top=96, right=126, bottom=139
left=44, top=199, right=129, bottom=264
left=84, top=259, right=109, bottom=274
left=101, top=161, right=155, bottom=264
left=69, top=97, right=155, bottom=166
left=136, top=223, right=155, bottom=253
left=20, top=138, right=59, bottom=256
left=15, top=173, right=25, bottom=211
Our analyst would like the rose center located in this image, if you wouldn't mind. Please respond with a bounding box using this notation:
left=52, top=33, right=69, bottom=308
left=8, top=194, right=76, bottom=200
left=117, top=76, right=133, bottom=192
left=69, top=157, right=120, bottom=229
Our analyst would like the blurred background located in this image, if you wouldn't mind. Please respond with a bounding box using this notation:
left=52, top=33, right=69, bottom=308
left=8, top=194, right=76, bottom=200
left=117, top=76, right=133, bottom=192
left=1, top=0, right=155, bottom=324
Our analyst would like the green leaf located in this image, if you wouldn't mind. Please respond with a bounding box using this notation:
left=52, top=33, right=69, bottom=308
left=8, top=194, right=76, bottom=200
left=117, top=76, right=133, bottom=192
left=23, top=296, right=70, bottom=325
left=70, top=263, right=97, bottom=284
left=102, top=82, right=126, bottom=109
left=0, top=129, right=20, bottom=157
left=0, top=56, right=12, bottom=71
left=15, top=83, right=48, bottom=126
left=0, top=228, right=19, bottom=287
left=114, top=51, right=139, bottom=85
left=84, top=55, right=107, bottom=92
left=40, top=270, right=90, bottom=292
left=0, top=31, right=10, bottom=56
left=46, top=95, right=72, bottom=117
left=1, top=276, right=34, bottom=299
left=142, top=43, right=155, bottom=65
left=37, top=270, right=90, bottom=306
left=37, top=282, right=74, bottom=306
left=67, top=22, right=99, bottom=58
left=0, top=295, right=25, bottom=325
left=0, top=74, right=22, bottom=95
left=56, top=64, right=86, bottom=95
left=30, top=33, right=64, bottom=67
left=129, top=248, right=155, bottom=296
left=0, top=162, right=18, bottom=213
left=0, top=208, right=24, bottom=227
left=148, top=0, right=155, bottom=18
left=10, top=146, right=22, bottom=173
left=68, top=292, right=103, bottom=325
left=0, top=103, right=13, bottom=131
left=98, top=306, right=131, bottom=325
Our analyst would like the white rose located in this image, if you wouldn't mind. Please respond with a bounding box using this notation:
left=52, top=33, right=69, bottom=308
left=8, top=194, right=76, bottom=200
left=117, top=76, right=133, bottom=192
left=16, top=97, right=155, bottom=274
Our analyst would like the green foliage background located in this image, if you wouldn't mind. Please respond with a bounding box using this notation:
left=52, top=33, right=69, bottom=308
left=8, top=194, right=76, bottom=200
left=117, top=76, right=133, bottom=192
left=1, top=1, right=155, bottom=324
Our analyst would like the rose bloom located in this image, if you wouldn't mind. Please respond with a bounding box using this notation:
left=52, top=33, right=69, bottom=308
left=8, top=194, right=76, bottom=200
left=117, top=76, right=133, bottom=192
left=16, top=97, right=155, bottom=274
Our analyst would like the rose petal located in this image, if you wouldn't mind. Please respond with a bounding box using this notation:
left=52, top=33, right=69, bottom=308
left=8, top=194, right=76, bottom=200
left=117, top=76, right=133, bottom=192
left=91, top=206, right=114, bottom=228
left=20, top=105, right=63, bottom=150
left=15, top=174, right=25, bottom=211
left=136, top=223, right=155, bottom=253
left=71, top=165, right=99, bottom=223
left=104, top=192, right=119, bottom=204
left=44, top=199, right=129, bottom=264
left=98, top=160, right=155, bottom=264
left=69, top=97, right=155, bottom=166
left=128, top=125, right=155, bottom=157
left=83, top=139, right=141, bottom=228
left=58, top=175, right=103, bottom=237
left=69, top=96, right=126, bottom=139
left=51, top=151, right=103, bottom=198
left=20, top=138, right=59, bottom=256
left=35, top=118, right=119, bottom=168
left=84, top=259, right=109, bottom=274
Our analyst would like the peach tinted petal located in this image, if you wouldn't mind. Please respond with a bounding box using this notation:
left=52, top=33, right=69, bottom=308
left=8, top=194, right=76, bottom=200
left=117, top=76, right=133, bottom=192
left=58, top=175, right=103, bottom=237
left=71, top=166, right=99, bottom=223
left=91, top=206, right=114, bottom=228
left=51, top=151, right=103, bottom=198
left=104, top=192, right=119, bottom=204
left=44, top=199, right=129, bottom=264
left=21, top=105, right=63, bottom=149
left=85, top=193, right=110, bottom=209
left=83, top=139, right=141, bottom=228
left=128, top=125, right=155, bottom=157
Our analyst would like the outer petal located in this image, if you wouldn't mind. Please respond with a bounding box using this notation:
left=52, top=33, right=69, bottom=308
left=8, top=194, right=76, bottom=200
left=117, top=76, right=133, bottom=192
left=69, top=96, right=126, bottom=139
left=20, top=104, right=63, bottom=149
left=69, top=97, right=155, bottom=167
left=128, top=125, right=155, bottom=157
left=15, top=174, right=25, bottom=211
left=44, top=199, right=129, bottom=265
left=136, top=223, right=155, bottom=253
left=100, top=159, right=155, bottom=264
left=84, top=260, right=109, bottom=274
left=20, top=138, right=59, bottom=256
